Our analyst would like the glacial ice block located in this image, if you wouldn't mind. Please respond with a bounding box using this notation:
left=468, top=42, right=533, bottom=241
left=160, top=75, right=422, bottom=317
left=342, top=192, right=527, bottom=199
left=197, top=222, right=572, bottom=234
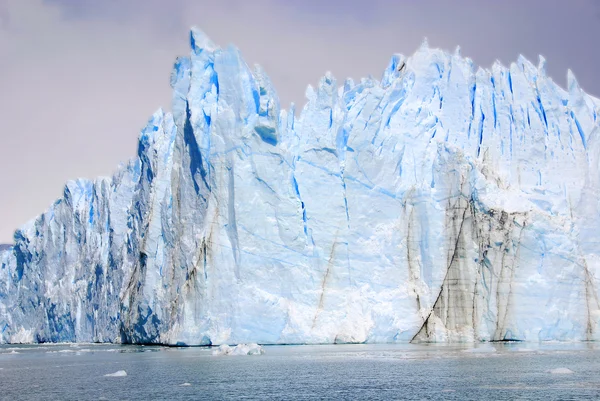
left=1, top=28, right=600, bottom=345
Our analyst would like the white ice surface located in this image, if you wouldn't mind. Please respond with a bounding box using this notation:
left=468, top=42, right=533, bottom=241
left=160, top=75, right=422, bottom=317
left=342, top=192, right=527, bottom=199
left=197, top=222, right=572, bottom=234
left=212, top=343, right=265, bottom=356
left=104, top=370, right=127, bottom=377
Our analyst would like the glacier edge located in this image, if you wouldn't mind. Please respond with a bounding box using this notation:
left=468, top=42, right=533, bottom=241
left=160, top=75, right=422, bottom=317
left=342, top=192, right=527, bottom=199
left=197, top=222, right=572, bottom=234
left=1, top=27, right=600, bottom=345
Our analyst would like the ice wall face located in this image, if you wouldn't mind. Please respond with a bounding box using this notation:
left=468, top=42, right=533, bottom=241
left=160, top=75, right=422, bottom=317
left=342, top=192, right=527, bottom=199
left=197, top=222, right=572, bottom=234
left=1, top=29, right=600, bottom=345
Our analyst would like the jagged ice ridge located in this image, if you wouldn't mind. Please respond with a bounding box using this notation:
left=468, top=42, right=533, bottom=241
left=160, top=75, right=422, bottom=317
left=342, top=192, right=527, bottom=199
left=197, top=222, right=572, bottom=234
left=2, top=29, right=600, bottom=345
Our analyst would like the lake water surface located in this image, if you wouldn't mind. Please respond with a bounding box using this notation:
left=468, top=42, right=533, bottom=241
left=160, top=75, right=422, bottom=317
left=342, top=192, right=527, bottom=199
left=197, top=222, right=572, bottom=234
left=1, top=342, right=599, bottom=400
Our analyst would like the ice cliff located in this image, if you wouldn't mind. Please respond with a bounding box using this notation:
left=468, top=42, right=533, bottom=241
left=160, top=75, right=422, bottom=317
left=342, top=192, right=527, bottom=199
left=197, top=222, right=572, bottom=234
left=2, top=29, right=600, bottom=345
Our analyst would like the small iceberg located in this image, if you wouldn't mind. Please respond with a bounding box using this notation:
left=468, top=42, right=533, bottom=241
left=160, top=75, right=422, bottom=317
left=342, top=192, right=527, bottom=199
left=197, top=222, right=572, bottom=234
left=547, top=368, right=574, bottom=374
left=212, top=343, right=265, bottom=356
left=104, top=370, right=127, bottom=377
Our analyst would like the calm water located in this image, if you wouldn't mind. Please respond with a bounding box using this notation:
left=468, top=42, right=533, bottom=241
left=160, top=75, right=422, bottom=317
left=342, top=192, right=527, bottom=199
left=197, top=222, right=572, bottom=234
left=1, top=342, right=600, bottom=400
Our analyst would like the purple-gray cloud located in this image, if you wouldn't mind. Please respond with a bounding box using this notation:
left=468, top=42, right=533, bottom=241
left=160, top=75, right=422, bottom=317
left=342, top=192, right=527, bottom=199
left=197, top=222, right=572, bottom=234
left=44, top=0, right=189, bottom=33
left=0, top=0, right=9, bottom=29
left=1, top=0, right=599, bottom=243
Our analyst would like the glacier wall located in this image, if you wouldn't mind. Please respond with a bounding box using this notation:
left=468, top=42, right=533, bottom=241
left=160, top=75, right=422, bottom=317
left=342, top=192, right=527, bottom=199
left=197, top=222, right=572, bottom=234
left=1, top=29, right=600, bottom=345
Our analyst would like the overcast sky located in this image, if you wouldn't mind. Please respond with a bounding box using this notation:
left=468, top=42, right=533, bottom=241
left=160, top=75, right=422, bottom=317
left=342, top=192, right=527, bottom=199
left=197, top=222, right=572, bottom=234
left=1, top=0, right=599, bottom=243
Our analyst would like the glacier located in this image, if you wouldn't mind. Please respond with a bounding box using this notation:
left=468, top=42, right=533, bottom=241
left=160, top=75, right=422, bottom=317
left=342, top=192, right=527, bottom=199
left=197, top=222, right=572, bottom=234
left=1, top=28, right=600, bottom=345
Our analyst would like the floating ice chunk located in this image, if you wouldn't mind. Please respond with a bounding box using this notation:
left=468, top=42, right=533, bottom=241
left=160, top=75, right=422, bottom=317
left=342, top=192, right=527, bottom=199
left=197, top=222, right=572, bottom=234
left=547, top=368, right=574, bottom=374
left=104, top=370, right=127, bottom=377
left=234, top=343, right=265, bottom=356
left=212, top=343, right=265, bottom=356
left=212, top=344, right=232, bottom=355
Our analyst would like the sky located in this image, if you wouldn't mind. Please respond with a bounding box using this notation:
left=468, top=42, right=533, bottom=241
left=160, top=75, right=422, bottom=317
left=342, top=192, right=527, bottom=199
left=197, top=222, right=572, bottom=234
left=0, top=0, right=599, bottom=243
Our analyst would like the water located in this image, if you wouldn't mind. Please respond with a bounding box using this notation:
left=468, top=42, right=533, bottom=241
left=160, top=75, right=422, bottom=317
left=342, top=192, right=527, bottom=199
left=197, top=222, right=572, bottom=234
left=1, top=342, right=600, bottom=400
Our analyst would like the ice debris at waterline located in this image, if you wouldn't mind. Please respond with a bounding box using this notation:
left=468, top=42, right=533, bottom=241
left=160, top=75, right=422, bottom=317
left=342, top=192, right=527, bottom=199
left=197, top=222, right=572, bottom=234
left=212, top=343, right=265, bottom=356
left=547, top=368, right=575, bottom=375
left=1, top=28, right=600, bottom=346
left=104, top=370, right=128, bottom=377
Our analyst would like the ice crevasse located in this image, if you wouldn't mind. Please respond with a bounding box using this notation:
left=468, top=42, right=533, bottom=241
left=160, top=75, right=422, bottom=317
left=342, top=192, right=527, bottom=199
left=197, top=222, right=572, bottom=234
left=2, top=28, right=600, bottom=345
